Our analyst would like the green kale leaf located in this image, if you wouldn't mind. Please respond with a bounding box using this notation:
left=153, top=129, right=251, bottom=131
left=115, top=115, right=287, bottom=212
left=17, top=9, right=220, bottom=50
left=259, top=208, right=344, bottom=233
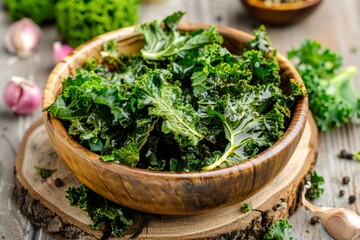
left=136, top=11, right=223, bottom=60
left=246, top=25, right=272, bottom=54
left=354, top=151, right=360, bottom=161
left=66, top=185, right=139, bottom=237
left=134, top=69, right=205, bottom=146
left=34, top=166, right=57, bottom=179
left=101, top=117, right=158, bottom=167
left=262, top=218, right=294, bottom=240
left=288, top=40, right=360, bottom=131
left=202, top=84, right=287, bottom=170
left=241, top=202, right=252, bottom=213
left=306, top=170, right=324, bottom=200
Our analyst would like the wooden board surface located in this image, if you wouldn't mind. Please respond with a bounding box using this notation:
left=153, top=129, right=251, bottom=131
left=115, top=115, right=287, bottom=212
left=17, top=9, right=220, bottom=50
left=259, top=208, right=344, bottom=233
left=13, top=114, right=318, bottom=239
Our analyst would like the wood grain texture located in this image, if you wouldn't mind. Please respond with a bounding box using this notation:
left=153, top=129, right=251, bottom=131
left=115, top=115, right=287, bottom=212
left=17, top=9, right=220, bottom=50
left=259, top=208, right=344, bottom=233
left=42, top=23, right=308, bottom=215
left=14, top=114, right=317, bottom=239
left=240, top=0, right=322, bottom=26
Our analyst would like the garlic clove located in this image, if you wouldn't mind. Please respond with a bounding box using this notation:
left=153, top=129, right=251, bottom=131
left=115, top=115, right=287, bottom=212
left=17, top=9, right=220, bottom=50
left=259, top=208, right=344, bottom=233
left=5, top=18, right=42, bottom=58
left=3, top=76, right=42, bottom=115
left=325, top=209, right=360, bottom=240
left=302, top=182, right=360, bottom=240
left=52, top=41, right=74, bottom=63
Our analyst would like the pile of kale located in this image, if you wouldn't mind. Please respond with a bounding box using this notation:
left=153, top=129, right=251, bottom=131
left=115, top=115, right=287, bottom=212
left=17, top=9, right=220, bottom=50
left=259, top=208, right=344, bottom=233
left=46, top=12, right=304, bottom=172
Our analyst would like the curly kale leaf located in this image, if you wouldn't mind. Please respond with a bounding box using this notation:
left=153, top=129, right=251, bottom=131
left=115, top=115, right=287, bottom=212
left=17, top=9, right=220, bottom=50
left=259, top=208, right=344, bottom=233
left=262, top=218, right=294, bottom=240
left=288, top=40, right=360, bottom=131
left=190, top=44, right=251, bottom=97
left=136, top=11, right=223, bottom=60
left=190, top=32, right=279, bottom=99
left=101, top=117, right=157, bottom=167
left=202, top=84, right=287, bottom=170
left=246, top=25, right=272, bottom=54
left=288, top=40, right=342, bottom=76
left=34, top=167, right=57, bottom=179
left=134, top=69, right=205, bottom=146
left=66, top=185, right=139, bottom=237
left=241, top=202, right=252, bottom=213
left=306, top=171, right=325, bottom=200
left=45, top=70, right=134, bottom=152
left=354, top=151, right=360, bottom=162
left=46, top=70, right=134, bottom=126
left=239, top=49, right=281, bottom=86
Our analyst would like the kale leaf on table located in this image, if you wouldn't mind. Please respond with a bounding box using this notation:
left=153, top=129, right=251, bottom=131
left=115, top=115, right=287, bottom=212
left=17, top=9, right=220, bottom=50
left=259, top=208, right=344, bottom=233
left=34, top=166, right=57, bottom=179
left=288, top=40, right=360, bottom=131
left=262, top=218, right=294, bottom=240
left=45, top=12, right=303, bottom=172
left=241, top=202, right=252, bottom=213
left=66, top=184, right=139, bottom=237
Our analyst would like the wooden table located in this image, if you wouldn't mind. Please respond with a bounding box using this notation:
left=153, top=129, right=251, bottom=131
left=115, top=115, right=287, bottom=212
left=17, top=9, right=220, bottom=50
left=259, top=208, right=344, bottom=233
left=0, top=0, right=359, bottom=239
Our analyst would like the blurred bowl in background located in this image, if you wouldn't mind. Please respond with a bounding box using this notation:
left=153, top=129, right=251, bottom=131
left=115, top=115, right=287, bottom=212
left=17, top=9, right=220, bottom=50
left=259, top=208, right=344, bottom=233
left=240, top=0, right=322, bottom=26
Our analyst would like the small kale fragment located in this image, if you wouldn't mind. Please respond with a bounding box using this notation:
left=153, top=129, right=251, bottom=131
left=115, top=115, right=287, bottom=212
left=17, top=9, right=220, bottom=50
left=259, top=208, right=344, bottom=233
left=354, top=151, right=360, bottom=161
left=262, top=218, right=294, bottom=240
left=202, top=87, right=287, bottom=170
left=34, top=166, right=57, bottom=179
left=241, top=202, right=252, bottom=213
left=288, top=40, right=360, bottom=131
left=306, top=170, right=325, bottom=200
left=246, top=25, right=272, bottom=54
left=134, top=69, right=205, bottom=146
left=66, top=185, right=139, bottom=237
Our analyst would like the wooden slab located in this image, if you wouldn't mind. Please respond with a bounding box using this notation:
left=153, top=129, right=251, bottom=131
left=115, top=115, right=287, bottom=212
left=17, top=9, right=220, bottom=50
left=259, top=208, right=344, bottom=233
left=13, top=114, right=318, bottom=240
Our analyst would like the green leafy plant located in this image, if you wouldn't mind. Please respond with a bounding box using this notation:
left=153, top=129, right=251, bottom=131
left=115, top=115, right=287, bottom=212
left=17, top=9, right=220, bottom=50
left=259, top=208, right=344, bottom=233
left=66, top=185, right=139, bottom=237
left=55, top=0, right=141, bottom=47
left=354, top=151, right=360, bottom=161
left=263, top=218, right=294, bottom=240
left=306, top=170, right=325, bottom=200
left=3, top=0, right=57, bottom=24
left=288, top=40, right=360, bottom=131
left=241, top=202, right=252, bottom=213
left=34, top=166, right=57, bottom=179
left=45, top=13, right=304, bottom=172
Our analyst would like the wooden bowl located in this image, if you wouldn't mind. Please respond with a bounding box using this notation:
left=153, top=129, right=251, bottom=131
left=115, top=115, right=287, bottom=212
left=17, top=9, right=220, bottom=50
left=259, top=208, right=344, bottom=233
left=42, top=23, right=308, bottom=215
left=240, top=0, right=322, bottom=26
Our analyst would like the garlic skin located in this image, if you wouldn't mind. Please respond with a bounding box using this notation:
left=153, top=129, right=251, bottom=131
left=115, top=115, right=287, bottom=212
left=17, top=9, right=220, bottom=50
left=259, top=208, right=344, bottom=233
left=5, top=18, right=42, bottom=58
left=52, top=41, right=74, bottom=63
left=325, top=210, right=360, bottom=240
left=3, top=77, right=42, bottom=115
left=303, top=182, right=360, bottom=240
